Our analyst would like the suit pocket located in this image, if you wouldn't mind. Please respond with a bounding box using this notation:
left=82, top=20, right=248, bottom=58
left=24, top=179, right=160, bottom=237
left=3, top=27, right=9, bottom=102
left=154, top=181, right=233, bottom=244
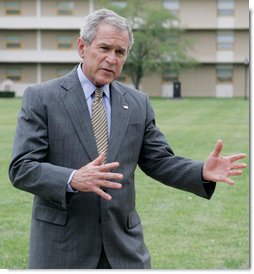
left=127, top=210, right=141, bottom=229
left=34, top=203, right=67, bottom=226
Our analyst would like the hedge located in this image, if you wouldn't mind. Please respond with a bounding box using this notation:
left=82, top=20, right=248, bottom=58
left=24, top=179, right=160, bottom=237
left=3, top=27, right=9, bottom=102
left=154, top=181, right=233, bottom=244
left=0, top=91, right=15, bottom=98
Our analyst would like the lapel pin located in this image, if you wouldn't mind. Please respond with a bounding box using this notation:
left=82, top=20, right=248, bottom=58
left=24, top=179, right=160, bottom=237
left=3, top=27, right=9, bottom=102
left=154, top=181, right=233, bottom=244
left=123, top=105, right=129, bottom=110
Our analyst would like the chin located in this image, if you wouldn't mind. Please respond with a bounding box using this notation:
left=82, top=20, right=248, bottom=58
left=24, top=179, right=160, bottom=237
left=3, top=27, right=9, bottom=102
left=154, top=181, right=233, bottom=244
left=95, top=78, right=114, bottom=87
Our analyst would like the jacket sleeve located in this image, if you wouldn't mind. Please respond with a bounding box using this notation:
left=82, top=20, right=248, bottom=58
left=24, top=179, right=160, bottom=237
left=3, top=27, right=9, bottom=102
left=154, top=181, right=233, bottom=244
left=138, top=96, right=216, bottom=200
left=9, top=87, right=74, bottom=209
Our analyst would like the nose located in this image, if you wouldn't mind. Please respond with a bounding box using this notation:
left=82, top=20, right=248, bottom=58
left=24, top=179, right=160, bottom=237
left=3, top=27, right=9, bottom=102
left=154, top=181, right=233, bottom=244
left=106, top=51, right=117, bottom=64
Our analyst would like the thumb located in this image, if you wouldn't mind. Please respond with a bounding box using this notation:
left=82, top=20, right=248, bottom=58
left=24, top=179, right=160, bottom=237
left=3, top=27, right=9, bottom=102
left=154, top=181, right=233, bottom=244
left=211, top=139, right=223, bottom=157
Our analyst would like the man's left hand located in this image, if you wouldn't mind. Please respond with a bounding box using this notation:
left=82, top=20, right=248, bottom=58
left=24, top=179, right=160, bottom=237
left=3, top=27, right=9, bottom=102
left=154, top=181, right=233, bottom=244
left=202, top=139, right=247, bottom=185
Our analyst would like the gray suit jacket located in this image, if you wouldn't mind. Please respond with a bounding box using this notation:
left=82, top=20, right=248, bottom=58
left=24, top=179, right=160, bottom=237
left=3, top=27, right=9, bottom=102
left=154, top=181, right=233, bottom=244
left=9, top=67, right=215, bottom=269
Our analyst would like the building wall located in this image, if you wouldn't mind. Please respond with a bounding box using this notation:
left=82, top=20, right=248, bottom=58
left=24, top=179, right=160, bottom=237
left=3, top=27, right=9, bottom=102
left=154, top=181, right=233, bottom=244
left=180, top=0, right=249, bottom=28
left=180, top=0, right=217, bottom=29
left=234, top=65, right=248, bottom=97
left=41, top=63, right=76, bottom=82
left=0, top=63, right=37, bottom=83
left=0, top=0, right=249, bottom=97
left=183, top=30, right=249, bottom=63
left=183, top=30, right=216, bottom=62
left=41, top=0, right=90, bottom=16
left=41, top=31, right=79, bottom=50
left=235, top=0, right=249, bottom=26
left=140, top=73, right=162, bottom=97
left=140, top=63, right=248, bottom=98
left=180, top=66, right=216, bottom=97
left=234, top=31, right=249, bottom=61
left=0, top=30, right=37, bottom=49
left=0, top=0, right=36, bottom=16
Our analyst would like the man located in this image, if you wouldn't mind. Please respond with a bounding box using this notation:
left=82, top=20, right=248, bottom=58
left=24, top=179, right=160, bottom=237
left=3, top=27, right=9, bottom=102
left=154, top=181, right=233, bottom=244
left=9, top=9, right=246, bottom=269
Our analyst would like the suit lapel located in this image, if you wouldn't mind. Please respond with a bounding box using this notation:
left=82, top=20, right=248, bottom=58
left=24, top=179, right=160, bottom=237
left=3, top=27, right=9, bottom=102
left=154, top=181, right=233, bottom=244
left=59, top=69, right=98, bottom=161
left=107, top=82, right=130, bottom=163
left=59, top=70, right=130, bottom=163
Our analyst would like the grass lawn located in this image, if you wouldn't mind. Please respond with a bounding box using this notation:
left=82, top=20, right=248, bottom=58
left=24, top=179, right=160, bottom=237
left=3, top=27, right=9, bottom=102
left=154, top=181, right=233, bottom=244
left=0, top=97, right=249, bottom=269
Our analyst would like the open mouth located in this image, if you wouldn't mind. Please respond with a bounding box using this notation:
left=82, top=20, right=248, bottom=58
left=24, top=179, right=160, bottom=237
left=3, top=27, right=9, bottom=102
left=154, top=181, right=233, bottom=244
left=101, top=68, right=114, bottom=74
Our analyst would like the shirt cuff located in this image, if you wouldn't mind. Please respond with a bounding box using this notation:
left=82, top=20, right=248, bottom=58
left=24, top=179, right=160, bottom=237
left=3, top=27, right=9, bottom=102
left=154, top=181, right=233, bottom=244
left=66, top=170, right=78, bottom=193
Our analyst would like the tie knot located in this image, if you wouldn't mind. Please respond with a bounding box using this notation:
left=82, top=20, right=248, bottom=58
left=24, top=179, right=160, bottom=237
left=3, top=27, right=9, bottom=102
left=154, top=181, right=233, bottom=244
left=94, top=88, right=103, bottom=99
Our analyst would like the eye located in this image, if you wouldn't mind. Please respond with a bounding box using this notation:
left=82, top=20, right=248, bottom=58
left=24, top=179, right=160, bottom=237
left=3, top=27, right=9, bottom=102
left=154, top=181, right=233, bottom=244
left=98, top=44, right=110, bottom=52
left=116, top=49, right=126, bottom=57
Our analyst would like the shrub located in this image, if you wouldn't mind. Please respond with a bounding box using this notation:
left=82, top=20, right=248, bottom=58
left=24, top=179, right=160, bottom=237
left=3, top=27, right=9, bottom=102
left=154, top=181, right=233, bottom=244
left=0, top=91, right=15, bottom=98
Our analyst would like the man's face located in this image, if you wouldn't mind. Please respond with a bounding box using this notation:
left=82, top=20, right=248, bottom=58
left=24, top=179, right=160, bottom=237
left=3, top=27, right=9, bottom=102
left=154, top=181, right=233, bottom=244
left=78, top=24, right=129, bottom=87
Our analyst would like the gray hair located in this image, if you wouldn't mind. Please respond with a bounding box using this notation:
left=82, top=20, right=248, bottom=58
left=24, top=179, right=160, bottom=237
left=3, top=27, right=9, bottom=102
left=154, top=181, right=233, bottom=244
left=80, top=8, right=134, bottom=52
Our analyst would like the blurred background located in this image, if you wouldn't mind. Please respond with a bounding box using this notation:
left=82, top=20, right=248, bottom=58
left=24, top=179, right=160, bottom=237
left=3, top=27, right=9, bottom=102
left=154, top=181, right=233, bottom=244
left=0, top=0, right=250, bottom=98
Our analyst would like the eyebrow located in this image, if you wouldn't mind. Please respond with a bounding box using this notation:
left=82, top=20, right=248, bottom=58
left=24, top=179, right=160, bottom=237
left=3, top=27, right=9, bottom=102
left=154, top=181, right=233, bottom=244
left=98, top=43, right=127, bottom=53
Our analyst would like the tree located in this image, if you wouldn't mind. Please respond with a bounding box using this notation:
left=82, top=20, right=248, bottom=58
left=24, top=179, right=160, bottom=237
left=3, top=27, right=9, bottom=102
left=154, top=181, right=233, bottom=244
left=98, top=0, right=197, bottom=90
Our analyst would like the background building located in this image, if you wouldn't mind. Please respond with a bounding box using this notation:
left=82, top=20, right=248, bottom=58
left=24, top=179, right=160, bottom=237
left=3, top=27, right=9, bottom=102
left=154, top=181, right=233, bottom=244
left=0, top=0, right=249, bottom=97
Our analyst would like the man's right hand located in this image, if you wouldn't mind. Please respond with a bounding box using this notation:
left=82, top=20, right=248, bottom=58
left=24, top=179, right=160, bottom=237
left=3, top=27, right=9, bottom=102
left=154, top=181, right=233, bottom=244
left=70, top=153, right=123, bottom=200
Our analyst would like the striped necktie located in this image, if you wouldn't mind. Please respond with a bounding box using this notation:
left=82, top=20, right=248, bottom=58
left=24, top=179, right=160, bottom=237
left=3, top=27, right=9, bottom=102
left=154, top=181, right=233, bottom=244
left=91, top=88, right=108, bottom=160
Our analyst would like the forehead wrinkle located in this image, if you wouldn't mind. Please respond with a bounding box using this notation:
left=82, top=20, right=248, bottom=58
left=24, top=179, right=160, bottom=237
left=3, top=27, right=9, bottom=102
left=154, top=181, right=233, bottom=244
left=93, top=24, right=129, bottom=48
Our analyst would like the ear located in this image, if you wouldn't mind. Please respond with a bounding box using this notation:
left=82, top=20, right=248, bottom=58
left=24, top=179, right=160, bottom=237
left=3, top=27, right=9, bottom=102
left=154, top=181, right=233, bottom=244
left=77, top=37, right=87, bottom=58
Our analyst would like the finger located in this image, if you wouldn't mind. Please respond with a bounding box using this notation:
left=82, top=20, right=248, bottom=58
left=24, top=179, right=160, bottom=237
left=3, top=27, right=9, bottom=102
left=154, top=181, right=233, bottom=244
left=99, top=161, right=120, bottom=172
left=231, top=163, right=247, bottom=169
left=221, top=177, right=235, bottom=185
left=91, top=153, right=106, bottom=166
left=94, top=187, right=112, bottom=201
left=211, top=139, right=223, bottom=157
left=98, top=171, right=124, bottom=180
left=229, top=170, right=243, bottom=176
left=98, top=180, right=122, bottom=189
left=228, top=153, right=247, bottom=163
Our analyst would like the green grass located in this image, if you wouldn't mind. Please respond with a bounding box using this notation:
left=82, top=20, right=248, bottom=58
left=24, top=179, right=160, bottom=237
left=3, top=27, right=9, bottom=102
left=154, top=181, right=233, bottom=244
left=0, top=97, right=249, bottom=269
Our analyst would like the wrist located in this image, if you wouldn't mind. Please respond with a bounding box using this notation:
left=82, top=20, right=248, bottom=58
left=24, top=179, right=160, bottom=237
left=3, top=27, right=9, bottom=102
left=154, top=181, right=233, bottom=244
left=201, top=164, right=210, bottom=183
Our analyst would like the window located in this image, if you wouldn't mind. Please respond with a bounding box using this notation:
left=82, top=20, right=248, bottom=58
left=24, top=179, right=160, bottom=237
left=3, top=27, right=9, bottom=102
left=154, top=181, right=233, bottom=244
left=57, top=35, right=73, bottom=49
left=163, top=0, right=179, bottom=16
left=6, top=68, right=22, bottom=81
left=217, top=31, right=234, bottom=50
left=216, top=64, right=233, bottom=82
left=217, top=0, right=234, bottom=16
left=57, top=1, right=73, bottom=15
left=162, top=65, right=178, bottom=82
left=111, top=1, right=127, bottom=8
left=6, top=34, right=21, bottom=48
left=5, top=1, right=21, bottom=15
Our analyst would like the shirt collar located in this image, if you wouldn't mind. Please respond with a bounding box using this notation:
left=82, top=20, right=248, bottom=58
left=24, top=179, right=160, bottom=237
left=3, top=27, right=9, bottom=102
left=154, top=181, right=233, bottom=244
left=77, top=63, right=110, bottom=100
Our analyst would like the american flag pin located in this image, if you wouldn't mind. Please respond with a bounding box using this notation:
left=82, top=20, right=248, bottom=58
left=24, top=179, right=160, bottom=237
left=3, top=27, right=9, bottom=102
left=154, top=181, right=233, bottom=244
left=123, top=105, right=129, bottom=110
